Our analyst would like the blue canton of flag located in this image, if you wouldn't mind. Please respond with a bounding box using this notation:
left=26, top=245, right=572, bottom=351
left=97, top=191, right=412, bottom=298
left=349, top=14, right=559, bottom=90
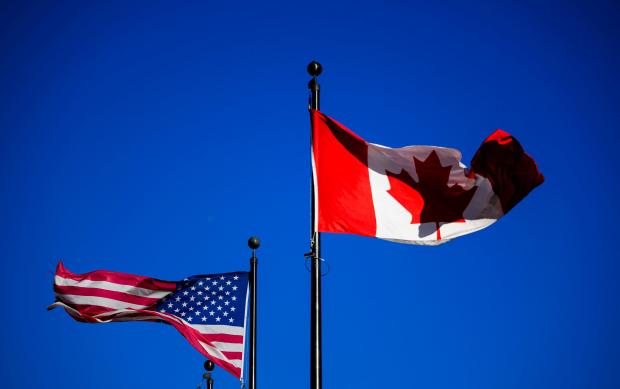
left=156, top=272, right=248, bottom=327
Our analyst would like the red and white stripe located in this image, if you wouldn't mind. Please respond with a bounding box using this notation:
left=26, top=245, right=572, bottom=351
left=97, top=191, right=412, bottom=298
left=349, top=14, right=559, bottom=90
left=49, top=262, right=247, bottom=379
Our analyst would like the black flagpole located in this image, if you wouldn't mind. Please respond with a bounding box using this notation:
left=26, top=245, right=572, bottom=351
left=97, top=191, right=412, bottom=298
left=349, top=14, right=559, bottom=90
left=307, top=60, right=323, bottom=389
left=203, top=360, right=215, bottom=389
left=248, top=236, right=260, bottom=389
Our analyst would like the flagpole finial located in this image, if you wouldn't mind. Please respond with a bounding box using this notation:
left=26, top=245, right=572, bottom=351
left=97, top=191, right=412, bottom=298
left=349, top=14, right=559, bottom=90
left=203, top=360, right=215, bottom=389
left=307, top=61, right=322, bottom=77
left=248, top=236, right=260, bottom=250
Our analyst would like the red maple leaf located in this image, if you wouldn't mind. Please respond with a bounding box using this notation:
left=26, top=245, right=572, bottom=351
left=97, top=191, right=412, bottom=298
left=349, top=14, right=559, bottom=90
left=386, top=150, right=477, bottom=236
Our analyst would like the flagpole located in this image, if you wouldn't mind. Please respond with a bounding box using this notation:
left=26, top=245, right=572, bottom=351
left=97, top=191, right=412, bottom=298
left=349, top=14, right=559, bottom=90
left=203, top=360, right=215, bottom=389
left=248, top=236, right=260, bottom=389
left=307, top=60, right=323, bottom=389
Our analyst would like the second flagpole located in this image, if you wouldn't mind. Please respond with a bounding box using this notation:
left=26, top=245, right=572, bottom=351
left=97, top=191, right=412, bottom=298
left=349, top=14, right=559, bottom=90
left=248, top=236, right=259, bottom=389
left=307, top=60, right=323, bottom=389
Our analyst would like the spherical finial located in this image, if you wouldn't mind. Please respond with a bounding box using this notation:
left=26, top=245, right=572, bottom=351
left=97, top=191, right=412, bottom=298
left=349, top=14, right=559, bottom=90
left=204, top=360, right=215, bottom=371
left=307, top=61, right=322, bottom=77
left=248, top=236, right=260, bottom=250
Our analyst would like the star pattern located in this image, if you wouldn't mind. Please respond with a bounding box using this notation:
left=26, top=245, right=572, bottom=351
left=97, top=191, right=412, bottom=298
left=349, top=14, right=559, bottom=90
left=155, top=272, right=248, bottom=327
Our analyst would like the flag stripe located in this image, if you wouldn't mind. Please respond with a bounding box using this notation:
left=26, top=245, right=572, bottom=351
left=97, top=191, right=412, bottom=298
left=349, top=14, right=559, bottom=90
left=56, top=294, right=149, bottom=310
left=312, top=110, right=377, bottom=236
left=198, top=333, right=244, bottom=343
left=191, top=324, right=245, bottom=336
left=199, top=340, right=242, bottom=368
left=210, top=341, right=243, bottom=352
left=54, top=285, right=161, bottom=306
left=222, top=351, right=243, bottom=360
left=54, top=275, right=173, bottom=298
left=56, top=262, right=177, bottom=291
left=61, top=303, right=118, bottom=317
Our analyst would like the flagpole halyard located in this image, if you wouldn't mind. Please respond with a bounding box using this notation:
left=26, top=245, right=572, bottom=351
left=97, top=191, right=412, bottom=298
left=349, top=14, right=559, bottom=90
left=307, top=60, right=323, bottom=389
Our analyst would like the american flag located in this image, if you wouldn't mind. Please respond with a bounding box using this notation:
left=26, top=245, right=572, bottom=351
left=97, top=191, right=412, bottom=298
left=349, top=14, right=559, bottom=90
left=49, top=262, right=249, bottom=379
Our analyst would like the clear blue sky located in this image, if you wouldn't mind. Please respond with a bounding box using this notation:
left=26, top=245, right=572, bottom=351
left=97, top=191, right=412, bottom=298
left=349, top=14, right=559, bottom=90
left=1, top=1, right=619, bottom=388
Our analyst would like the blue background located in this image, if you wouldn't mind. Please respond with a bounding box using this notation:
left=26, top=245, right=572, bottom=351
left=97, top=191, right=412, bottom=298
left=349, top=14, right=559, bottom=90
left=1, top=1, right=619, bottom=388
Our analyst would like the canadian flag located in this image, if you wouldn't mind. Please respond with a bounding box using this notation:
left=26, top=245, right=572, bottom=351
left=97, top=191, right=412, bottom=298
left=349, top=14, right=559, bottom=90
left=311, top=110, right=544, bottom=245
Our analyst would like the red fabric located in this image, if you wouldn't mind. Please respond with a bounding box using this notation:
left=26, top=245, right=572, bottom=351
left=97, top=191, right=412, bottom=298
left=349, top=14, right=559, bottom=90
left=56, top=261, right=177, bottom=291
left=53, top=285, right=160, bottom=306
left=312, top=110, right=376, bottom=236
left=470, top=129, right=544, bottom=213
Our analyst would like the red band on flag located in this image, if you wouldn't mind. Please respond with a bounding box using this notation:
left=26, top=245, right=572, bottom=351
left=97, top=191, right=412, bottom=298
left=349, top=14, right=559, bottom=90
left=312, top=110, right=376, bottom=237
left=56, top=262, right=177, bottom=291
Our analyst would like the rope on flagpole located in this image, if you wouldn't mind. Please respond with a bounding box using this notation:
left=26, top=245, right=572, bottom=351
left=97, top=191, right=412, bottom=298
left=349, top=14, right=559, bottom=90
left=303, top=254, right=331, bottom=276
